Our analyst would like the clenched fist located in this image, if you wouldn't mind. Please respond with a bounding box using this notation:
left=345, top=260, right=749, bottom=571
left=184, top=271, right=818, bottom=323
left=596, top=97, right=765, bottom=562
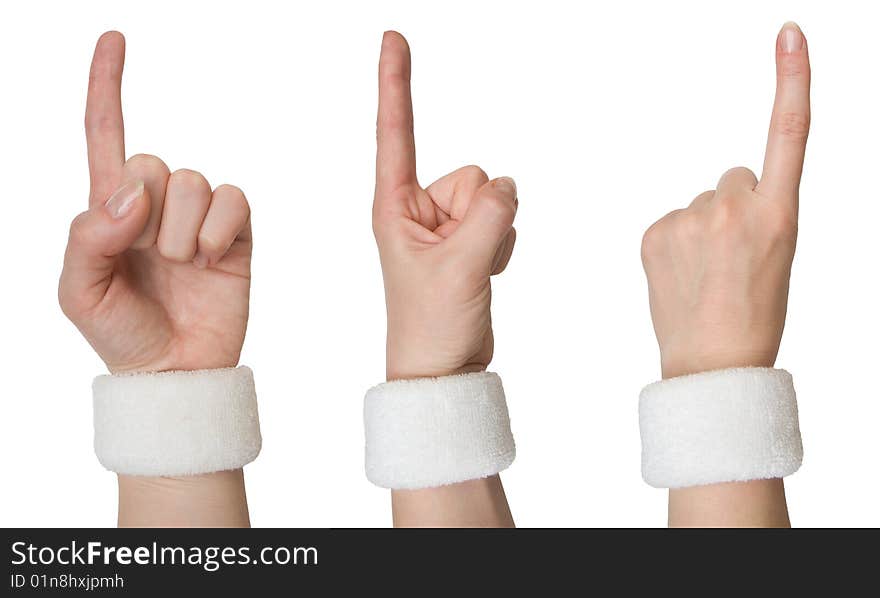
left=59, top=32, right=252, bottom=374
left=641, top=23, right=810, bottom=379
left=372, top=32, right=518, bottom=381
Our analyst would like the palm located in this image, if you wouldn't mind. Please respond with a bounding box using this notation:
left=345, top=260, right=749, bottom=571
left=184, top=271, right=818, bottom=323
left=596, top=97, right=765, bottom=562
left=414, top=184, right=493, bottom=363
left=379, top=178, right=501, bottom=377
left=92, top=242, right=251, bottom=373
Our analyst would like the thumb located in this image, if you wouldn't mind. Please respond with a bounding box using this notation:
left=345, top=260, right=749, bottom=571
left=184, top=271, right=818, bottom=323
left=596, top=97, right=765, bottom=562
left=59, top=180, right=150, bottom=318
left=450, top=176, right=518, bottom=272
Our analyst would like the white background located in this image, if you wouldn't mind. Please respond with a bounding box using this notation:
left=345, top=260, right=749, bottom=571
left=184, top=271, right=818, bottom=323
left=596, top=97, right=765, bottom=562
left=1, top=0, right=877, bottom=527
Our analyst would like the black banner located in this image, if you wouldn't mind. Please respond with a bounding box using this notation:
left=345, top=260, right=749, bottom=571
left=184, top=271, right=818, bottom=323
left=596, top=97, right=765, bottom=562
left=1, top=528, right=875, bottom=593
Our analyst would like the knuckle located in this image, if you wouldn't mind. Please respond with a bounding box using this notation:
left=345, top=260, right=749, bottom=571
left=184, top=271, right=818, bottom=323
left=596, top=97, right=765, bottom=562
left=197, top=233, right=225, bottom=255
left=460, top=165, right=489, bottom=185
left=778, top=55, right=807, bottom=79
left=725, top=166, right=756, bottom=180
left=214, top=184, right=250, bottom=213
left=677, top=210, right=705, bottom=238
left=84, top=110, right=122, bottom=136
left=377, top=109, right=413, bottom=137
left=67, top=212, right=93, bottom=246
left=712, top=185, right=735, bottom=202
left=710, top=197, right=740, bottom=226
left=156, top=239, right=195, bottom=262
left=214, top=183, right=245, bottom=198
left=717, top=167, right=757, bottom=195
left=690, top=190, right=715, bottom=207
left=766, top=206, right=798, bottom=240
left=640, top=224, right=664, bottom=262
left=479, top=191, right=515, bottom=217
left=772, top=111, right=811, bottom=141
left=641, top=211, right=681, bottom=260
left=642, top=210, right=684, bottom=259
left=125, top=153, right=169, bottom=176
left=170, top=168, right=209, bottom=190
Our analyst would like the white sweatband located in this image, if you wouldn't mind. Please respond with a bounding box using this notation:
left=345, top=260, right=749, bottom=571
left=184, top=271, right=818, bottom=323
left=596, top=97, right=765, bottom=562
left=639, top=367, right=803, bottom=488
left=93, top=366, right=261, bottom=477
left=364, top=372, right=515, bottom=489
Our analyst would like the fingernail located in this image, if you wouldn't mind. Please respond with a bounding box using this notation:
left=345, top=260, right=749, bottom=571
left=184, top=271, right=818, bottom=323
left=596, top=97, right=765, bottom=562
left=781, top=22, right=804, bottom=54
left=494, top=176, right=517, bottom=194
left=193, top=251, right=209, bottom=269
left=105, top=180, right=143, bottom=219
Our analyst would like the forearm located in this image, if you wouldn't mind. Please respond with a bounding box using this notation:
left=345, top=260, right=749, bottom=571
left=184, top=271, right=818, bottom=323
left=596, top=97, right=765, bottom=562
left=668, top=480, right=790, bottom=528
left=118, top=470, right=250, bottom=528
left=392, top=476, right=514, bottom=528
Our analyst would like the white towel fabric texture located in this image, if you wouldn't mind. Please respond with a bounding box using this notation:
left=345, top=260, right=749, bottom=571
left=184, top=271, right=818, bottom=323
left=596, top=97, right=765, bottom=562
left=93, top=366, right=261, bottom=476
left=639, top=367, right=803, bottom=488
left=364, top=372, right=515, bottom=489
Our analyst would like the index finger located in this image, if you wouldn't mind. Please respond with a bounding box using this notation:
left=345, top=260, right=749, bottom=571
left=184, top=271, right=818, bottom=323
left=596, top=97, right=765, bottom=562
left=756, top=22, right=811, bottom=202
left=375, top=31, right=417, bottom=193
left=85, top=31, right=126, bottom=206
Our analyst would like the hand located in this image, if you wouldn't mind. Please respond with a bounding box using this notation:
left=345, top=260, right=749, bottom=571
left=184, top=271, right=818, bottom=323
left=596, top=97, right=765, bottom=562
left=372, top=31, right=518, bottom=381
left=59, top=32, right=252, bottom=374
left=641, top=22, right=810, bottom=379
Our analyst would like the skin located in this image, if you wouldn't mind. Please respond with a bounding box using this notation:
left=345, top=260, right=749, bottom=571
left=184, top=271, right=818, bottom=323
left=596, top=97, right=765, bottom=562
left=58, top=32, right=253, bottom=527
left=641, top=22, right=810, bottom=527
left=372, top=31, right=517, bottom=528
left=118, top=471, right=250, bottom=528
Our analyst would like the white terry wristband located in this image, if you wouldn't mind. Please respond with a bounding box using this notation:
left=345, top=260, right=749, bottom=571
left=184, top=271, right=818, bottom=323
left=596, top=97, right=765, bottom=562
left=93, top=366, right=261, bottom=477
left=639, top=367, right=803, bottom=488
left=364, top=372, right=516, bottom=490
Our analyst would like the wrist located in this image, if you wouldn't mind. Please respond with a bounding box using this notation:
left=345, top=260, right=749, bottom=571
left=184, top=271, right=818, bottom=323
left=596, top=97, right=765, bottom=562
left=109, top=353, right=242, bottom=376
left=386, top=362, right=486, bottom=381
left=385, top=331, right=491, bottom=381
left=660, top=347, right=777, bottom=379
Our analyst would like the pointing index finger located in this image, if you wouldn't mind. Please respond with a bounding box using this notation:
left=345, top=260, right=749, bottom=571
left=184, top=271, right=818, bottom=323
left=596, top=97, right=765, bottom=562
left=376, top=31, right=417, bottom=193
left=86, top=31, right=126, bottom=206
left=756, top=22, right=811, bottom=203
